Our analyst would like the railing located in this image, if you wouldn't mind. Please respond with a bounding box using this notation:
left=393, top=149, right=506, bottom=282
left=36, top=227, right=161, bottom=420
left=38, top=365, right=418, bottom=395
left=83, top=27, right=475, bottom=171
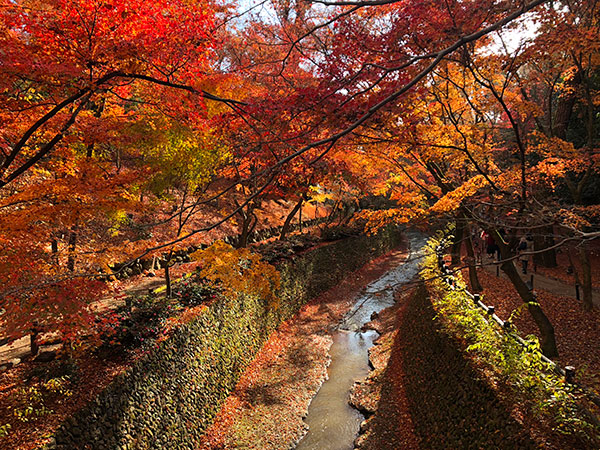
left=110, top=216, right=329, bottom=279
left=434, top=242, right=600, bottom=411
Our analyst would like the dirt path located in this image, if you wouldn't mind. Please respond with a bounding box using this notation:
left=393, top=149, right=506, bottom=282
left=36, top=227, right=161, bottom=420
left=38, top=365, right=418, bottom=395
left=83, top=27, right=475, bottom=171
left=198, top=245, right=409, bottom=450
left=480, top=257, right=600, bottom=307
left=0, top=261, right=199, bottom=366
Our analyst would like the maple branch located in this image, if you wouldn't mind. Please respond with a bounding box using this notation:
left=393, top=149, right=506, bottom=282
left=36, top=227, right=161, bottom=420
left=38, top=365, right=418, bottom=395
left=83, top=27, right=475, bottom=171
left=0, top=71, right=120, bottom=179
left=383, top=153, right=438, bottom=200
left=261, top=0, right=551, bottom=176
left=463, top=59, right=528, bottom=203
left=212, top=0, right=271, bottom=32
left=279, top=5, right=362, bottom=75
left=125, top=171, right=279, bottom=263
left=0, top=71, right=243, bottom=189
left=0, top=93, right=93, bottom=187
left=116, top=72, right=247, bottom=106
left=309, top=139, right=337, bottom=165
left=416, top=85, right=504, bottom=193
left=2, top=0, right=550, bottom=285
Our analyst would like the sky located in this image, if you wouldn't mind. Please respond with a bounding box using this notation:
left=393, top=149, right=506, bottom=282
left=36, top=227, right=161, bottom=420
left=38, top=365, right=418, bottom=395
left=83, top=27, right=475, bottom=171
left=232, top=0, right=541, bottom=55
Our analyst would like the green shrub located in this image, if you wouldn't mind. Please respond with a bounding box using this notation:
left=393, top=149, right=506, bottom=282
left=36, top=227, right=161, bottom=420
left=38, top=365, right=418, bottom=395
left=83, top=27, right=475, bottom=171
left=12, top=376, right=73, bottom=423
left=26, top=358, right=79, bottom=385
left=172, top=276, right=217, bottom=307
left=99, top=296, right=181, bottom=349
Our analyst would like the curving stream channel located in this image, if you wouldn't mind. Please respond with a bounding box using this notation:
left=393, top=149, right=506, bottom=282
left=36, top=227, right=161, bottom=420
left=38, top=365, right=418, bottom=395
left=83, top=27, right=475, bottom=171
left=295, top=232, right=427, bottom=450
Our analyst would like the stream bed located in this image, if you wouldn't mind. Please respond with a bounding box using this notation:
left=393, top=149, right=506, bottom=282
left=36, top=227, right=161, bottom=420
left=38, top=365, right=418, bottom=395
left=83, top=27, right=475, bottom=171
left=295, top=232, right=427, bottom=450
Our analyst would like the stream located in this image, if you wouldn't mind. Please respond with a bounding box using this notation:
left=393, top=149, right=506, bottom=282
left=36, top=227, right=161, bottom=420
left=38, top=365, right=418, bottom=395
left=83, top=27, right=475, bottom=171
left=295, top=232, right=427, bottom=450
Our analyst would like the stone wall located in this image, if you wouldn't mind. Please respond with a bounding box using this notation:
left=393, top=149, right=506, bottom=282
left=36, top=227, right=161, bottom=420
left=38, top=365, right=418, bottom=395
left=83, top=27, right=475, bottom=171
left=49, top=227, right=403, bottom=450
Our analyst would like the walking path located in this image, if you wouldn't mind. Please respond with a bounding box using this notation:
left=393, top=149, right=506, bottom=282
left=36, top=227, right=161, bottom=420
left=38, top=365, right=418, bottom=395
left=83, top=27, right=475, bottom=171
left=480, top=258, right=600, bottom=307
left=0, top=262, right=197, bottom=367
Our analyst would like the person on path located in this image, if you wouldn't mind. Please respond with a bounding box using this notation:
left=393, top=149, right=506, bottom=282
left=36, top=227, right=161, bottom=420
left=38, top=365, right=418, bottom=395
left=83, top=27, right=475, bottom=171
left=484, top=232, right=499, bottom=261
left=517, top=235, right=531, bottom=274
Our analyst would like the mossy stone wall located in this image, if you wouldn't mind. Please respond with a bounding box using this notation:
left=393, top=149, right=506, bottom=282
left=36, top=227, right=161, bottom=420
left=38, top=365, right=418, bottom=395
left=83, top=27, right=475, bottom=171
left=49, top=228, right=403, bottom=450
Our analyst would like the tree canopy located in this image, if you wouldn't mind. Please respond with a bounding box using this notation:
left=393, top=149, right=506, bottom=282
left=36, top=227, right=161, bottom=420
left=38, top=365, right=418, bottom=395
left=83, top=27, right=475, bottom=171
left=0, top=0, right=598, bottom=355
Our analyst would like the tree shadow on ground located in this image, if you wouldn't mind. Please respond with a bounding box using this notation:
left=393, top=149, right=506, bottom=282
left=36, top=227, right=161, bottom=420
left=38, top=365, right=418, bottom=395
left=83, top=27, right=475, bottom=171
left=365, top=286, right=538, bottom=449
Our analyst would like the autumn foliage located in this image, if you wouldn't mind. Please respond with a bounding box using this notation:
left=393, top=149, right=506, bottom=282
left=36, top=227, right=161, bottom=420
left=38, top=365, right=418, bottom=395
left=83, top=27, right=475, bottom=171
left=0, top=0, right=599, bottom=441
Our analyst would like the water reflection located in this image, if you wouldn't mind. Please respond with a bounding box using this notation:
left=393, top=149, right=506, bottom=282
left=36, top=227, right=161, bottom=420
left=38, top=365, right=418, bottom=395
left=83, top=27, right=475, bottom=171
left=295, top=330, right=378, bottom=450
left=295, top=232, right=427, bottom=450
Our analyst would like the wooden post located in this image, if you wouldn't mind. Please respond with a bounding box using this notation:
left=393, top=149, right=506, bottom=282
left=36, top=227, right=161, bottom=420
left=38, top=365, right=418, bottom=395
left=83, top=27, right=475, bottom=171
left=30, top=324, right=40, bottom=356
left=565, top=366, right=576, bottom=383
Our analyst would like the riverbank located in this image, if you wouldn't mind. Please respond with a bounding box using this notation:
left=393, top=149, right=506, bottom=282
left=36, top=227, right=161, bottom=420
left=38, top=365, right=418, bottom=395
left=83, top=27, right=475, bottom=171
left=198, top=243, right=410, bottom=449
left=1, top=228, right=404, bottom=450
left=351, top=285, right=542, bottom=449
left=350, top=288, right=421, bottom=449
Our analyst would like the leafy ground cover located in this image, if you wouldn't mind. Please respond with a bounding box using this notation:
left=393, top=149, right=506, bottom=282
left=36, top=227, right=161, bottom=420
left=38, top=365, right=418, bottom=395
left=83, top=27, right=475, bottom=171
left=0, top=352, right=130, bottom=450
left=534, top=240, right=600, bottom=289
left=467, top=268, right=600, bottom=390
left=350, top=289, right=421, bottom=449
left=352, top=285, right=588, bottom=449
left=0, top=282, right=217, bottom=450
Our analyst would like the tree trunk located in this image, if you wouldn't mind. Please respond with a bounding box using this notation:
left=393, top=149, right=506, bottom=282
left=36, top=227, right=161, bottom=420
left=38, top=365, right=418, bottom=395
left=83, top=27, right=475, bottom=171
left=280, top=197, right=303, bottom=240
left=86, top=143, right=95, bottom=158
left=85, top=98, right=105, bottom=159
left=326, top=199, right=340, bottom=225
left=237, top=218, right=249, bottom=248
left=67, top=228, right=77, bottom=272
left=30, top=325, right=40, bottom=356
left=579, top=247, right=594, bottom=311
left=164, top=254, right=172, bottom=298
left=493, top=230, right=558, bottom=357
left=533, top=226, right=557, bottom=268
left=451, top=221, right=465, bottom=266
left=553, top=75, right=578, bottom=139
left=237, top=210, right=257, bottom=248
left=465, top=228, right=482, bottom=292
left=238, top=217, right=250, bottom=248
left=542, top=232, right=558, bottom=268
left=51, top=238, right=58, bottom=265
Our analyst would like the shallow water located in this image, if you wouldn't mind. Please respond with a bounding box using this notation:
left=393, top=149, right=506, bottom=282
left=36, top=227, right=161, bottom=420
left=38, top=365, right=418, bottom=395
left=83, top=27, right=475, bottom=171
left=295, top=330, right=378, bottom=450
left=295, top=232, right=426, bottom=450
